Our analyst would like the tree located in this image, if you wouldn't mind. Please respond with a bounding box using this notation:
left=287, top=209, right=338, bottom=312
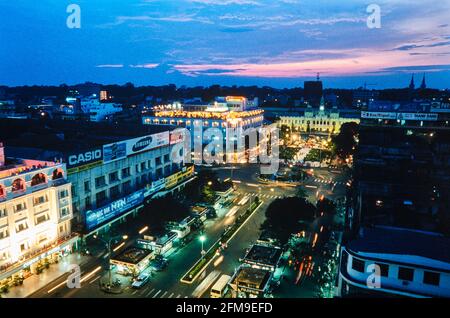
left=261, top=197, right=316, bottom=244
left=142, top=194, right=190, bottom=232
left=331, top=122, right=359, bottom=160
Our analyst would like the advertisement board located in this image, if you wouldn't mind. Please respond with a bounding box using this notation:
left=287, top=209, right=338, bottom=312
left=126, top=131, right=170, bottom=157
left=85, top=189, right=145, bottom=230
left=397, top=113, right=438, bottom=121
left=103, top=142, right=127, bottom=163
left=361, top=111, right=397, bottom=120
left=66, top=148, right=103, bottom=168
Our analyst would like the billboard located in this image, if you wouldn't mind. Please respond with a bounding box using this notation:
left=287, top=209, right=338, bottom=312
left=103, top=142, right=127, bottom=163
left=85, top=189, right=145, bottom=230
left=66, top=148, right=103, bottom=168
left=397, top=113, right=438, bottom=121
left=126, top=131, right=170, bottom=156
left=361, top=111, right=396, bottom=120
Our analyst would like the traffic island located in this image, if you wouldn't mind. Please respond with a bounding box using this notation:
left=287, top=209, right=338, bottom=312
left=180, top=200, right=264, bottom=284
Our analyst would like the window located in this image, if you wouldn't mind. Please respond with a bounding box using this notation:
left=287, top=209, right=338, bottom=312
left=34, top=195, right=48, bottom=206
left=35, top=214, right=49, bottom=225
left=60, top=206, right=70, bottom=218
left=59, top=189, right=69, bottom=199
left=141, top=162, right=146, bottom=171
left=0, top=228, right=9, bottom=240
left=110, top=185, right=120, bottom=199
left=84, top=180, right=91, bottom=193
left=155, top=157, right=162, bottom=166
left=164, top=154, right=170, bottom=163
left=20, top=243, right=29, bottom=252
left=375, top=263, right=389, bottom=277
left=16, top=222, right=29, bottom=233
left=398, top=267, right=414, bottom=281
left=96, top=190, right=107, bottom=206
left=95, top=176, right=106, bottom=188
left=352, top=258, right=365, bottom=273
left=423, top=271, right=440, bottom=286
left=135, top=164, right=140, bottom=174
left=15, top=202, right=27, bottom=213
left=122, top=167, right=131, bottom=178
left=0, top=207, right=6, bottom=218
left=109, top=171, right=119, bottom=183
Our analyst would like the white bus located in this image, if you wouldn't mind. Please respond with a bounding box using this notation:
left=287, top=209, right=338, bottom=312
left=210, top=274, right=231, bottom=298
left=238, top=195, right=250, bottom=206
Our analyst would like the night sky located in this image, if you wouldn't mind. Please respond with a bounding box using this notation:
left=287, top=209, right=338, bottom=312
left=1, top=0, right=449, bottom=88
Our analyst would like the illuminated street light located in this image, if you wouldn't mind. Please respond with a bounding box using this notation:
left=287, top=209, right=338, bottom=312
left=200, top=235, right=206, bottom=256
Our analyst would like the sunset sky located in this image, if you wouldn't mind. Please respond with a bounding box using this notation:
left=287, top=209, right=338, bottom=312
left=1, top=0, right=449, bottom=88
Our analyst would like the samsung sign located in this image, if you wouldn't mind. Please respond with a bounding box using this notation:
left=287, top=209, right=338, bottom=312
left=85, top=189, right=145, bottom=230
left=126, top=131, right=170, bottom=156
left=67, top=149, right=103, bottom=168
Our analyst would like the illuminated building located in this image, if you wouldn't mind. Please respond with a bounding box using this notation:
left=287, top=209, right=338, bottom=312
left=142, top=96, right=264, bottom=164
left=339, top=100, right=450, bottom=298
left=0, top=142, right=77, bottom=284
left=278, top=97, right=360, bottom=135
left=0, top=120, right=194, bottom=235
left=99, top=90, right=109, bottom=101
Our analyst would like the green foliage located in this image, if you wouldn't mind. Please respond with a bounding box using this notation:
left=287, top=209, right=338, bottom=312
left=331, top=122, right=359, bottom=159
left=261, top=197, right=316, bottom=244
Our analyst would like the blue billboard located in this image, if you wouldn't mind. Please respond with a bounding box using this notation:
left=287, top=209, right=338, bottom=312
left=85, top=189, right=145, bottom=230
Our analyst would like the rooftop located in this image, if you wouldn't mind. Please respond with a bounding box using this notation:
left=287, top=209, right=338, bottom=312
left=347, top=226, right=450, bottom=266
left=111, top=247, right=151, bottom=265
left=242, top=244, right=282, bottom=267
left=0, top=118, right=175, bottom=157
left=233, top=266, right=271, bottom=289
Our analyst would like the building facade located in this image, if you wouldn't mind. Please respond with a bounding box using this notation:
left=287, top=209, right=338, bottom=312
left=0, top=143, right=76, bottom=283
left=278, top=99, right=360, bottom=134
left=142, top=96, right=265, bottom=164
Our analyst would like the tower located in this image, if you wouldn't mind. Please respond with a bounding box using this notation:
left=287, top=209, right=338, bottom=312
left=420, top=74, right=426, bottom=89
left=409, top=74, right=415, bottom=90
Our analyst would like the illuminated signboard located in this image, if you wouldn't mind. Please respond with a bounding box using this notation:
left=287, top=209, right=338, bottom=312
left=85, top=189, right=144, bottom=230
left=397, top=113, right=438, bottom=121
left=66, top=148, right=103, bottom=168
left=103, top=142, right=127, bottom=163
left=126, top=131, right=170, bottom=156
left=361, top=111, right=397, bottom=120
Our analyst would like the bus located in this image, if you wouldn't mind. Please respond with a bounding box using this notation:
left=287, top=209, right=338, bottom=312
left=210, top=274, right=231, bottom=298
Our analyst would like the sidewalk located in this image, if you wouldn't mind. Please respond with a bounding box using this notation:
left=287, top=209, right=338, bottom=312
left=3, top=253, right=91, bottom=298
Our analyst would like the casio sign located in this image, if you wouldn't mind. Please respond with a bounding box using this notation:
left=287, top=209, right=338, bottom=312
left=132, top=136, right=153, bottom=153
left=68, top=149, right=102, bottom=167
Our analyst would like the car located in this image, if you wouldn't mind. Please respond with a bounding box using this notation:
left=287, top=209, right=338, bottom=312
left=150, top=257, right=168, bottom=271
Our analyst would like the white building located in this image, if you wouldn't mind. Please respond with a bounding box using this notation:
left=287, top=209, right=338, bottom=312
left=338, top=226, right=450, bottom=298
left=80, top=96, right=122, bottom=122
left=0, top=142, right=76, bottom=283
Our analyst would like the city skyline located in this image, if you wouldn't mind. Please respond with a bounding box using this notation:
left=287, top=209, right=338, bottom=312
left=1, top=0, right=450, bottom=89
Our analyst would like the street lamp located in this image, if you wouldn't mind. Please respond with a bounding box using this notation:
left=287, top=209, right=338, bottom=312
left=199, top=235, right=206, bottom=256
left=93, top=233, right=128, bottom=289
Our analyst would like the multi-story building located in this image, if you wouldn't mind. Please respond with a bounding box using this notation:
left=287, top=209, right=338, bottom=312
left=0, top=119, right=193, bottom=235
left=0, top=142, right=77, bottom=284
left=278, top=97, right=360, bottom=135
left=338, top=100, right=450, bottom=298
left=143, top=96, right=265, bottom=164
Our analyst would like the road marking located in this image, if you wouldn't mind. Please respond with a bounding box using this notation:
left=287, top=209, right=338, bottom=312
left=152, top=289, right=162, bottom=298
left=176, top=294, right=181, bottom=298
left=146, top=288, right=155, bottom=297
left=132, top=289, right=138, bottom=295
left=161, top=291, right=169, bottom=298
left=169, top=292, right=175, bottom=298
